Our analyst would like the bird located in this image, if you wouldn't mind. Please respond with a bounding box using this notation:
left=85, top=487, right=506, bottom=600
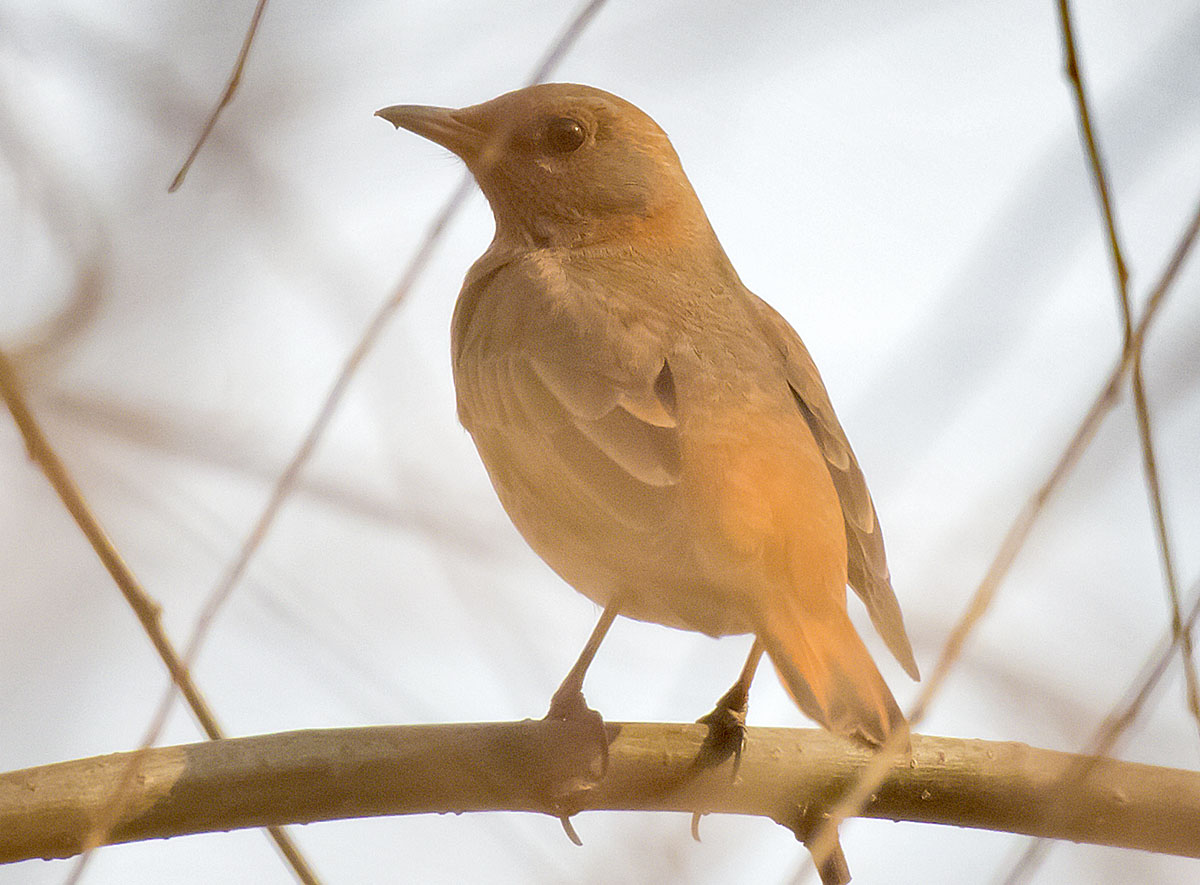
left=377, top=83, right=919, bottom=881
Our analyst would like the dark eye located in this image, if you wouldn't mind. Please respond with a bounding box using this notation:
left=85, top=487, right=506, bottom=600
left=544, top=117, right=586, bottom=153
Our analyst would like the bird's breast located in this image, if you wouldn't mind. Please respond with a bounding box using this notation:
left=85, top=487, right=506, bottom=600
left=450, top=246, right=848, bottom=635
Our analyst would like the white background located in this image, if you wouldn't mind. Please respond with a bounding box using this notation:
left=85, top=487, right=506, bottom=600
left=2, top=0, right=1199, bottom=882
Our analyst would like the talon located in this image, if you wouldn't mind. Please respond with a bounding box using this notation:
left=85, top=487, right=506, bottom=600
left=559, top=814, right=583, bottom=846
left=691, top=811, right=703, bottom=842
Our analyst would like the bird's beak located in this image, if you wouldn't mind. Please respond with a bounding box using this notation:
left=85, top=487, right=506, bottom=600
left=375, top=104, right=485, bottom=162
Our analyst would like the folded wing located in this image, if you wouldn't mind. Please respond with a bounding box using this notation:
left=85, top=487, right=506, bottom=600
left=750, top=294, right=920, bottom=680
left=452, top=257, right=683, bottom=539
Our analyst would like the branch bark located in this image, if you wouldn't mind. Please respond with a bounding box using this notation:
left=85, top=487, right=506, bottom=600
left=2, top=722, right=1198, bottom=865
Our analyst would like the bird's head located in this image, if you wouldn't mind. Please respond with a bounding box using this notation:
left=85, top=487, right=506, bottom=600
left=377, top=83, right=710, bottom=250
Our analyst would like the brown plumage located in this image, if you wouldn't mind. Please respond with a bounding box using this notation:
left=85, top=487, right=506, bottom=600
left=378, top=83, right=918, bottom=748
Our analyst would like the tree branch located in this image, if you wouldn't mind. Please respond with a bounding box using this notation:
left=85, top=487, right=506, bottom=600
left=2, top=722, right=1198, bottom=865
left=168, top=0, right=270, bottom=193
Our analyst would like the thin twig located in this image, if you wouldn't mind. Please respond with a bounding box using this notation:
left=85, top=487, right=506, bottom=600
left=804, top=189, right=1200, bottom=877
left=1056, top=0, right=1131, bottom=335
left=0, top=353, right=319, bottom=885
left=77, top=0, right=610, bottom=873
left=1001, top=572, right=1200, bottom=883
left=1129, top=354, right=1200, bottom=725
left=1057, top=0, right=1200, bottom=737
left=168, top=0, right=269, bottom=192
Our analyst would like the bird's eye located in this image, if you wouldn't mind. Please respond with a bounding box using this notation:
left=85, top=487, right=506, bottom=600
left=544, top=117, right=586, bottom=153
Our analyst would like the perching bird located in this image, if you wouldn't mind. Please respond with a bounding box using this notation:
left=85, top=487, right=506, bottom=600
left=377, top=85, right=918, bottom=875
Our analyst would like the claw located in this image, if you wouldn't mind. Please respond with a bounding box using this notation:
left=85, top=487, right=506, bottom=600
left=559, top=814, right=583, bottom=846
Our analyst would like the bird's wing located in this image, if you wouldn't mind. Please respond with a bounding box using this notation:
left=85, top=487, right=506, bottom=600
left=749, top=294, right=919, bottom=679
left=452, top=255, right=682, bottom=537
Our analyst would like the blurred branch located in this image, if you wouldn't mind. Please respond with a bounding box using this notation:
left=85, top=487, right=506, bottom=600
left=0, top=351, right=319, bottom=885
left=802, top=4, right=1200, bottom=875
left=2, top=724, right=1198, bottom=865
left=42, top=390, right=494, bottom=555
left=0, top=94, right=108, bottom=371
left=168, top=0, right=269, bottom=192
left=1057, top=0, right=1200, bottom=735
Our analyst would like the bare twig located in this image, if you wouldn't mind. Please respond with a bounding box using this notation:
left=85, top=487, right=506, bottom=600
left=0, top=111, right=108, bottom=369
left=1001, top=572, right=1200, bottom=883
left=1129, top=356, right=1199, bottom=720
left=0, top=352, right=319, bottom=885
left=1056, top=0, right=1131, bottom=334
left=1057, top=0, right=1200, bottom=735
left=3, top=724, right=1200, bottom=865
left=804, top=187, right=1200, bottom=877
left=168, top=0, right=269, bottom=192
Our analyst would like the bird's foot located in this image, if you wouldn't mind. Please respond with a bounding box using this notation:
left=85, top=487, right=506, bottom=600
left=543, top=681, right=610, bottom=842
left=544, top=682, right=609, bottom=776
left=687, top=686, right=750, bottom=841
left=691, top=684, right=749, bottom=777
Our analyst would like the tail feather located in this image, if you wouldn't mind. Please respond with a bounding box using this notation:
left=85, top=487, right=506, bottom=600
left=759, top=602, right=906, bottom=746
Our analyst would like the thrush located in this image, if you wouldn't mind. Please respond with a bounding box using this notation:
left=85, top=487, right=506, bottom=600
left=378, top=83, right=919, bottom=883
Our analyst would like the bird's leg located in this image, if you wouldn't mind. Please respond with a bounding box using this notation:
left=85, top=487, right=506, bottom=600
left=688, top=640, right=764, bottom=841
left=543, top=600, right=622, bottom=843
left=545, top=598, right=621, bottom=765
left=546, top=599, right=620, bottom=718
left=693, top=638, right=764, bottom=776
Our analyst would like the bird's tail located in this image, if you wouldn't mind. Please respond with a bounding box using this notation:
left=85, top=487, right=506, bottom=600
left=759, top=597, right=907, bottom=746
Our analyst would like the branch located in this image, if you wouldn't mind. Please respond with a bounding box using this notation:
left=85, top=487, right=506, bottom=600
left=168, top=0, right=269, bottom=192
left=2, top=723, right=1198, bottom=865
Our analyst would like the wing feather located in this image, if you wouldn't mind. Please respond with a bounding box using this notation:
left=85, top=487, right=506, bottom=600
left=453, top=255, right=681, bottom=538
left=750, top=294, right=920, bottom=680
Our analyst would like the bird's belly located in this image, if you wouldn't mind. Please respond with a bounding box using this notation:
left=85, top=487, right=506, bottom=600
left=471, top=426, right=754, bottom=637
